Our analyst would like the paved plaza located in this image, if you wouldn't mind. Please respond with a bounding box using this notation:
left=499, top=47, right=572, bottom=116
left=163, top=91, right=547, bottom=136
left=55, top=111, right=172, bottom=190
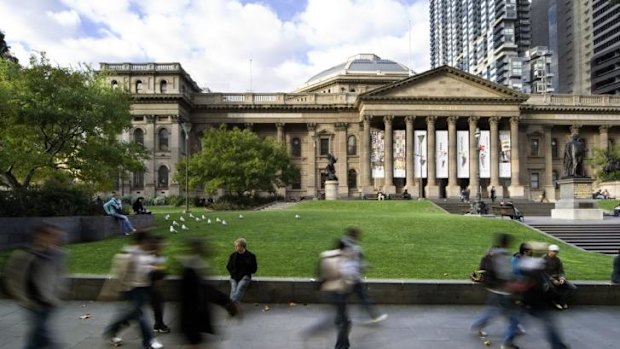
left=0, top=300, right=619, bottom=348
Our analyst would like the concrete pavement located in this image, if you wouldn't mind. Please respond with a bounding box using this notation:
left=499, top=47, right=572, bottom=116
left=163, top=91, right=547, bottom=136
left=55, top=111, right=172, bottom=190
left=1, top=300, right=619, bottom=348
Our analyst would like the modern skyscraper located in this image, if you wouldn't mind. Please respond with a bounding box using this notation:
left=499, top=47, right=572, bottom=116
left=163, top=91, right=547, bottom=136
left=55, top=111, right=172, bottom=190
left=430, top=0, right=534, bottom=92
left=591, top=0, right=620, bottom=95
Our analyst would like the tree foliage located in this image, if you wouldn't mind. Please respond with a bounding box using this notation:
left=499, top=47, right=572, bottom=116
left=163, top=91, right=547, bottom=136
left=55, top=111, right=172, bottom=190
left=0, top=31, right=18, bottom=63
left=590, top=146, right=620, bottom=182
left=177, top=126, right=299, bottom=195
left=0, top=54, right=149, bottom=191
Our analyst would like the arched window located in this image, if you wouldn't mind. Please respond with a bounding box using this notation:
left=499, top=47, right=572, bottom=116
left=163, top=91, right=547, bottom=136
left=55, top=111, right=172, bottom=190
left=135, top=80, right=143, bottom=93
left=291, top=137, right=301, bottom=157
left=160, top=80, right=167, bottom=93
left=111, top=80, right=118, bottom=89
left=133, top=128, right=144, bottom=145
left=347, top=169, right=358, bottom=189
left=133, top=170, right=144, bottom=189
left=158, top=166, right=169, bottom=188
left=158, top=128, right=169, bottom=151
left=551, top=138, right=558, bottom=159
left=347, top=135, right=357, bottom=155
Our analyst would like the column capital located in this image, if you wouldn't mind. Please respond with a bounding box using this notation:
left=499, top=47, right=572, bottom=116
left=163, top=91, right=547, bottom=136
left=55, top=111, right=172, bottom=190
left=426, top=116, right=437, bottom=125
left=404, top=115, right=416, bottom=123
left=599, top=125, right=610, bottom=133
left=489, top=116, right=501, bottom=125
left=468, top=115, right=479, bottom=126
left=383, top=115, right=394, bottom=123
left=510, top=116, right=520, bottom=126
left=171, top=115, right=180, bottom=123
left=447, top=116, right=458, bottom=125
left=145, top=114, right=156, bottom=123
left=362, top=115, right=372, bottom=123
left=275, top=122, right=285, bottom=128
left=335, top=122, right=348, bottom=131
left=306, top=122, right=317, bottom=132
left=570, top=124, right=581, bottom=135
left=244, top=122, right=254, bottom=130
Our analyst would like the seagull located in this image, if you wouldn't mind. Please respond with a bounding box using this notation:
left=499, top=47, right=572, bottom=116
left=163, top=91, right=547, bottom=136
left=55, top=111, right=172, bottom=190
left=295, top=214, right=300, bottom=219
left=239, top=214, right=244, bottom=219
left=172, top=220, right=180, bottom=226
left=195, top=217, right=201, bottom=222
left=207, top=218, right=212, bottom=224
left=201, top=215, right=206, bottom=220
left=216, top=217, right=221, bottom=223
left=179, top=216, right=185, bottom=222
left=222, top=220, right=227, bottom=225
left=169, top=226, right=177, bottom=233
left=189, top=213, right=195, bottom=218
left=164, top=214, right=170, bottom=220
left=182, top=224, right=189, bottom=230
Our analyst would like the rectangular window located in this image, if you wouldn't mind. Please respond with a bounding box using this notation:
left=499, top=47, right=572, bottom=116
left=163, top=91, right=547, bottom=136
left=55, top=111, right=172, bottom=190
left=320, top=138, right=330, bottom=156
left=531, top=172, right=540, bottom=189
left=530, top=139, right=539, bottom=156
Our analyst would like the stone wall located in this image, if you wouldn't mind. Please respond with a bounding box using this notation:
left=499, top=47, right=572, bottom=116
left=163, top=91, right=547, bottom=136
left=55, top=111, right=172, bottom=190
left=0, top=215, right=155, bottom=250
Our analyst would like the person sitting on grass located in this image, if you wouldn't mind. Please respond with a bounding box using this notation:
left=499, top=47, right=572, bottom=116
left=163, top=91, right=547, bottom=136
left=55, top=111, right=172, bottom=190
left=103, top=193, right=136, bottom=236
left=132, top=197, right=151, bottom=215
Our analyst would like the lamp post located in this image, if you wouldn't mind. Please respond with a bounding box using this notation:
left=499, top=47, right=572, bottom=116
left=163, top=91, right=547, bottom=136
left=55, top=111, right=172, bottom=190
left=471, top=127, right=483, bottom=214
left=180, top=121, right=192, bottom=213
left=417, top=134, right=426, bottom=199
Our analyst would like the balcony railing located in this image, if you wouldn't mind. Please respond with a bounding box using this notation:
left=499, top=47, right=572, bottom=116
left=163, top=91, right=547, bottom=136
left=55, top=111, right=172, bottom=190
left=193, top=93, right=357, bottom=105
left=526, top=94, right=620, bottom=106
left=101, top=63, right=181, bottom=72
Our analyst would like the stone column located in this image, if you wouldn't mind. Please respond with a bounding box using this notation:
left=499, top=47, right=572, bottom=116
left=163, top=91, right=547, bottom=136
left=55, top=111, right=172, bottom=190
left=335, top=122, right=349, bottom=197
left=276, top=122, right=285, bottom=143
left=446, top=116, right=460, bottom=198
left=600, top=125, right=610, bottom=151
left=306, top=123, right=317, bottom=198
left=509, top=116, right=524, bottom=197
left=360, top=115, right=372, bottom=194
left=383, top=116, right=395, bottom=194
left=405, top=116, right=416, bottom=194
left=426, top=116, right=439, bottom=198
left=468, top=116, right=480, bottom=199
left=544, top=126, right=555, bottom=202
left=489, top=116, right=501, bottom=194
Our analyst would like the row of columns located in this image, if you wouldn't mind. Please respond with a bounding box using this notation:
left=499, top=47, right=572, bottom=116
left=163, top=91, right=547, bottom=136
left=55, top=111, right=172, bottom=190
left=359, top=115, right=524, bottom=198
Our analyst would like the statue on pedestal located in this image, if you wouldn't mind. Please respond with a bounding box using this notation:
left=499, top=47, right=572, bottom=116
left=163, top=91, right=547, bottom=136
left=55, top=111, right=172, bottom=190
left=325, top=153, right=338, bottom=181
left=563, top=134, right=586, bottom=178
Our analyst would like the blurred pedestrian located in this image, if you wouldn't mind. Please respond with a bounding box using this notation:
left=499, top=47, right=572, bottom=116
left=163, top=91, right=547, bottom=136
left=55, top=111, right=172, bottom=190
left=179, top=238, right=238, bottom=348
left=103, top=231, right=163, bottom=349
left=5, top=224, right=67, bottom=349
left=612, top=249, right=620, bottom=284
left=226, top=237, right=257, bottom=304
left=149, top=236, right=170, bottom=333
left=340, top=227, right=387, bottom=323
left=104, top=193, right=136, bottom=235
left=543, top=245, right=577, bottom=310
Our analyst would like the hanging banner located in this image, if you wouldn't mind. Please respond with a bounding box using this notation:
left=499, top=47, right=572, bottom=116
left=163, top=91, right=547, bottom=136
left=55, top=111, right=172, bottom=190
left=414, top=130, right=427, bottom=178
left=479, top=130, right=490, bottom=178
left=499, top=130, right=511, bottom=178
left=436, top=130, right=448, bottom=178
left=457, top=130, right=469, bottom=178
left=393, top=130, right=406, bottom=178
left=371, top=129, right=385, bottom=178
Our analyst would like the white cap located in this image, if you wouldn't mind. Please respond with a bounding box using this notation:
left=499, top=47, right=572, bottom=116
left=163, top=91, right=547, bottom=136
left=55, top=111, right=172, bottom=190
left=548, top=244, right=560, bottom=252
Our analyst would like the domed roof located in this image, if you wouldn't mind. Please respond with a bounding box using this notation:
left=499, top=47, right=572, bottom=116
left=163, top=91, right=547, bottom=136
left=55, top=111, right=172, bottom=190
left=305, top=54, right=412, bottom=85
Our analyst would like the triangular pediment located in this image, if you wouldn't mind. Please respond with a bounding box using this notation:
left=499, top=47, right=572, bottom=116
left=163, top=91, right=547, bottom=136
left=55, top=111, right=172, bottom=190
left=360, top=66, right=528, bottom=101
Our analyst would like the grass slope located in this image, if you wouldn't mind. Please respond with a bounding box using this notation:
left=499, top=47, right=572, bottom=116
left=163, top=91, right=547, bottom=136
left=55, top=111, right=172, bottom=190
left=62, top=201, right=612, bottom=280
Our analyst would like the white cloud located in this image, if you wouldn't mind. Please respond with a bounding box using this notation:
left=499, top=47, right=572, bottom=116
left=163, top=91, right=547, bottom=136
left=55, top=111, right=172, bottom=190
left=2, top=0, right=430, bottom=92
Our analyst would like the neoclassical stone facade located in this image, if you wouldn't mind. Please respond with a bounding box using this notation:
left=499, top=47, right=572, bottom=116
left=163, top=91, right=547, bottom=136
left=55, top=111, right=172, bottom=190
left=101, top=61, right=620, bottom=201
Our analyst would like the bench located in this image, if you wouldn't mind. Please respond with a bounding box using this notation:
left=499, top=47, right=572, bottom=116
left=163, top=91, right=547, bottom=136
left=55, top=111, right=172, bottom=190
left=496, top=204, right=524, bottom=221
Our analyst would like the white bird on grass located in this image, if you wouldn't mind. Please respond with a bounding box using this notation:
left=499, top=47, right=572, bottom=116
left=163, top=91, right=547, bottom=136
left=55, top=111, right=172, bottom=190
left=295, top=214, right=300, bottom=219
left=179, top=216, right=185, bottom=222
left=181, top=224, right=189, bottom=230
left=164, top=214, right=170, bottom=220
left=172, top=221, right=180, bottom=226
left=169, top=226, right=177, bottom=233
left=195, top=217, right=201, bottom=222
left=207, top=218, right=212, bottom=224
left=201, top=214, right=206, bottom=220
left=216, top=217, right=221, bottom=223
left=222, top=220, right=227, bottom=225
left=239, top=214, right=244, bottom=219
left=189, top=213, right=195, bottom=218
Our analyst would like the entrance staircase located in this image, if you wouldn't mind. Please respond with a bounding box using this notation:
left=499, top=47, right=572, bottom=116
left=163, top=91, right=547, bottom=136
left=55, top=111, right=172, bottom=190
left=528, top=223, right=620, bottom=255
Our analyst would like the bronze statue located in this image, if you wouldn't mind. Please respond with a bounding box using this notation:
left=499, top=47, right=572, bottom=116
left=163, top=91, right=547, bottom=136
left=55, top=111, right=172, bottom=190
left=325, top=153, right=338, bottom=181
left=563, top=134, right=586, bottom=178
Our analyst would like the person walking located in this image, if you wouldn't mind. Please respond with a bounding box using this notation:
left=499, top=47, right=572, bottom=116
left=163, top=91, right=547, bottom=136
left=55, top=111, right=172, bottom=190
left=104, top=231, right=163, bottom=349
left=226, top=237, right=258, bottom=304
left=103, top=193, right=136, bottom=235
left=6, top=224, right=67, bottom=349
left=340, top=227, right=387, bottom=323
left=149, top=236, right=170, bottom=333
left=490, top=186, right=497, bottom=203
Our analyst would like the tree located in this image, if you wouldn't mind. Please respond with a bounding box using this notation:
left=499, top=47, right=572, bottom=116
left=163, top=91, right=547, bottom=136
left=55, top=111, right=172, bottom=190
left=177, top=126, right=299, bottom=195
left=590, top=146, right=620, bottom=182
left=0, top=31, right=18, bottom=63
left=0, top=54, right=149, bottom=191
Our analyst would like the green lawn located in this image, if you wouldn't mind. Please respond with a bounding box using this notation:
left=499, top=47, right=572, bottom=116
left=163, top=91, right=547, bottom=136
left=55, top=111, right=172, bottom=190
left=59, top=201, right=613, bottom=280
left=596, top=199, right=620, bottom=213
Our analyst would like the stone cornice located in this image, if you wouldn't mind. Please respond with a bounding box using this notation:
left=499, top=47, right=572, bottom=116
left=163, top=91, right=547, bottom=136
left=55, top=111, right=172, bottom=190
left=520, top=105, right=620, bottom=113
left=359, top=96, right=526, bottom=104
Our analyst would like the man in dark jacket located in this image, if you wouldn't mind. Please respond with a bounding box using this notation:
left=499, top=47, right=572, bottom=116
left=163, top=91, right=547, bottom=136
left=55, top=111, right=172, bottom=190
left=543, top=244, right=576, bottom=310
left=226, top=238, right=258, bottom=304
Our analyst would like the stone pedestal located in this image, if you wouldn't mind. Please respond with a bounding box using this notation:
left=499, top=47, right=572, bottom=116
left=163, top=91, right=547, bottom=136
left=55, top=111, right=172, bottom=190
left=425, top=185, right=440, bottom=198
left=551, top=178, right=603, bottom=220
left=445, top=185, right=461, bottom=199
left=325, top=180, right=339, bottom=200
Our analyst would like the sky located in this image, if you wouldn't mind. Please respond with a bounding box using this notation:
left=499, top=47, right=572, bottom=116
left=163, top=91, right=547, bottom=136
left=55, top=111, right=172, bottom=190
left=1, top=0, right=430, bottom=92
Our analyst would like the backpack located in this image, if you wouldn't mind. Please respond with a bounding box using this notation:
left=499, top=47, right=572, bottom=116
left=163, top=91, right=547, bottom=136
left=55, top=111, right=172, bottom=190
left=98, top=249, right=137, bottom=301
left=317, top=249, right=349, bottom=292
left=470, top=251, right=498, bottom=287
left=2, top=249, right=37, bottom=305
